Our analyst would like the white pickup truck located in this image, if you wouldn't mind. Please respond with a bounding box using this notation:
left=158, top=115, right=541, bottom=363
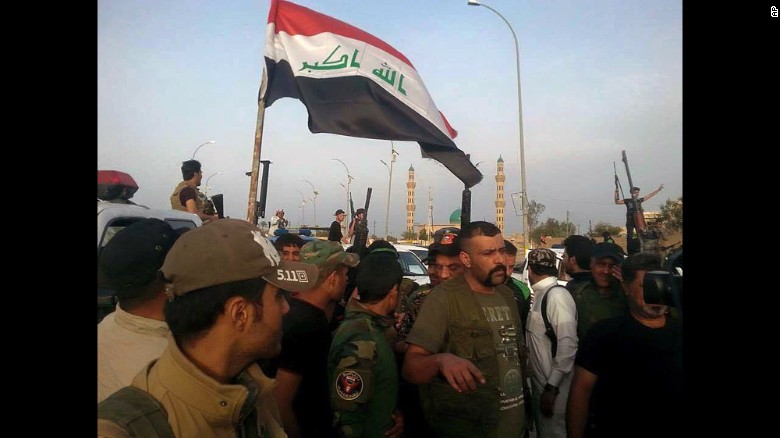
left=97, top=170, right=202, bottom=323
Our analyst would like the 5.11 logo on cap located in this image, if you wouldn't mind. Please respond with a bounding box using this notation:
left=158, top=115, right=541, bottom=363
left=276, top=269, right=310, bottom=283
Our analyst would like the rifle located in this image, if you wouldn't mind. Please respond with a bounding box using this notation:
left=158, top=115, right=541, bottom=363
left=352, top=188, right=372, bottom=254
left=621, top=150, right=647, bottom=235
left=211, top=194, right=224, bottom=219
left=613, top=162, right=624, bottom=200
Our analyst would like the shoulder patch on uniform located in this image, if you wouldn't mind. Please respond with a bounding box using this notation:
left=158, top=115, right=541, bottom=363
left=336, top=370, right=364, bottom=400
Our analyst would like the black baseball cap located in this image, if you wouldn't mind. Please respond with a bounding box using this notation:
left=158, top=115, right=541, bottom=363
left=98, top=219, right=185, bottom=291
left=592, top=242, right=625, bottom=263
left=427, top=228, right=461, bottom=260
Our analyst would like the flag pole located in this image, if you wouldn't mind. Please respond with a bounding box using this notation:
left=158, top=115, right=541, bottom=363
left=247, top=68, right=268, bottom=224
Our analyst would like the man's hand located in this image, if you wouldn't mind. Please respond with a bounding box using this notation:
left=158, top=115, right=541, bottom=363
left=438, top=353, right=485, bottom=393
left=610, top=264, right=623, bottom=283
left=658, top=184, right=664, bottom=191
left=541, top=390, right=557, bottom=417
left=384, top=410, right=404, bottom=438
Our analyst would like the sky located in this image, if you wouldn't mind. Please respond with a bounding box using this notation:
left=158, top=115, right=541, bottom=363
left=97, top=0, right=682, bottom=237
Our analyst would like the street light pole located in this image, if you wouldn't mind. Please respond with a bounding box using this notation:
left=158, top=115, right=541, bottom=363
left=332, top=158, right=353, bottom=238
left=300, top=179, right=318, bottom=226
left=295, top=189, right=307, bottom=226
left=191, top=140, right=217, bottom=160
left=467, top=0, right=529, bottom=252
left=380, top=144, right=399, bottom=240
left=204, top=171, right=223, bottom=197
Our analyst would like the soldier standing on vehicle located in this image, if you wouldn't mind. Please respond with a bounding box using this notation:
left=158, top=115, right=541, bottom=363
left=329, top=209, right=348, bottom=244
left=328, top=248, right=405, bottom=438
left=614, top=185, right=663, bottom=244
left=170, top=159, right=219, bottom=222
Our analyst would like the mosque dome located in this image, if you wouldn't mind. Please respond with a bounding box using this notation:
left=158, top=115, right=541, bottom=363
left=449, top=208, right=461, bottom=224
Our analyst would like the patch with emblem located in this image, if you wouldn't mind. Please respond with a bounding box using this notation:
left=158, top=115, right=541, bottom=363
left=276, top=269, right=310, bottom=283
left=335, top=370, right=363, bottom=400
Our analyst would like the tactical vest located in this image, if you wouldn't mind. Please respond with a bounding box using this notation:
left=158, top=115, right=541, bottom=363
left=419, top=282, right=527, bottom=437
left=97, top=386, right=174, bottom=438
left=170, top=181, right=204, bottom=213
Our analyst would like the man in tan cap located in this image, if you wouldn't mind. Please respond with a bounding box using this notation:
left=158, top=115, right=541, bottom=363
left=98, top=219, right=319, bottom=437
left=264, top=239, right=359, bottom=438
left=526, top=248, right=578, bottom=438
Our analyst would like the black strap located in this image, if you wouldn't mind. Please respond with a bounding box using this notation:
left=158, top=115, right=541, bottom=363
left=541, top=286, right=565, bottom=358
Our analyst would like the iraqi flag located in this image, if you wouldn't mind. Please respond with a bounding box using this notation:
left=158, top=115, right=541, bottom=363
left=261, top=0, right=483, bottom=188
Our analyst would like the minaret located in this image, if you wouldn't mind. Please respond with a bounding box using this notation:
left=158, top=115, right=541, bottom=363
left=427, top=186, right=434, bottom=245
left=496, top=156, right=505, bottom=233
left=406, top=165, right=416, bottom=232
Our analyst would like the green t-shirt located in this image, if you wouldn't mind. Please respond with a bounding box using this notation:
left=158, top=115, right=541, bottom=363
left=406, top=276, right=526, bottom=438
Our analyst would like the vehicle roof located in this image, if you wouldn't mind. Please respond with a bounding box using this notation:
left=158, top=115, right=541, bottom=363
left=97, top=201, right=202, bottom=247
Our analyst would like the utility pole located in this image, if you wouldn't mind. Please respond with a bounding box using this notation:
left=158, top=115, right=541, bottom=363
left=373, top=220, right=377, bottom=238
left=427, top=186, right=434, bottom=246
left=566, top=210, right=570, bottom=236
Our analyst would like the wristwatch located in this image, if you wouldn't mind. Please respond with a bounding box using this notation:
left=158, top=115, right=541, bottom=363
left=544, top=384, right=560, bottom=395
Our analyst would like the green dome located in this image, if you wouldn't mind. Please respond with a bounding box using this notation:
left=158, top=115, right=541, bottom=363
left=449, top=208, right=461, bottom=224
left=498, top=155, right=504, bottom=163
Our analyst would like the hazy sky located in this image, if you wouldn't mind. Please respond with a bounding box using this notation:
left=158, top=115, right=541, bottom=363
left=98, top=0, right=682, bottom=237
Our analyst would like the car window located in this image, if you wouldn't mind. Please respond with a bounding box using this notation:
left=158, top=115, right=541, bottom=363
left=100, top=217, right=199, bottom=250
left=411, top=249, right=428, bottom=263
left=398, top=251, right=427, bottom=275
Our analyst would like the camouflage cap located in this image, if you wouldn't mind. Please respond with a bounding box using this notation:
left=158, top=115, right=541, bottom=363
left=528, top=248, right=557, bottom=268
left=301, top=239, right=360, bottom=269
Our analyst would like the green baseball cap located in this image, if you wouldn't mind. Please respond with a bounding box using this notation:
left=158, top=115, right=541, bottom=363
left=301, top=240, right=360, bottom=269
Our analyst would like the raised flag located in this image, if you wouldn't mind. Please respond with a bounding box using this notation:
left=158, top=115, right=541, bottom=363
left=262, top=0, right=483, bottom=188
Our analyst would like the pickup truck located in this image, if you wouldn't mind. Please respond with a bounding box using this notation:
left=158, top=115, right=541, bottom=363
left=97, top=170, right=202, bottom=323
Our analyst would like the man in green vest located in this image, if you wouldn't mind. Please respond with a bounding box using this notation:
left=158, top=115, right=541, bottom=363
left=573, top=242, right=628, bottom=340
left=170, top=159, right=219, bottom=223
left=402, top=221, right=528, bottom=438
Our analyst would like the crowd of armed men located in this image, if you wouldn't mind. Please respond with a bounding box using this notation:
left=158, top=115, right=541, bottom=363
left=97, top=159, right=681, bottom=438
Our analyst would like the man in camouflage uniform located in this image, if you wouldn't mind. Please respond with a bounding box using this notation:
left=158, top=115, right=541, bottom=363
left=572, top=242, right=627, bottom=340
left=328, top=248, right=405, bottom=438
left=396, top=228, right=464, bottom=344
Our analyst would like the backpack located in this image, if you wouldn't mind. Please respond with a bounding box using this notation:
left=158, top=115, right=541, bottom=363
left=98, top=386, right=174, bottom=438
left=540, top=285, right=568, bottom=358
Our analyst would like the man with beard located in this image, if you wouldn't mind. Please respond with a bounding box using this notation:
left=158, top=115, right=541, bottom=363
left=572, top=242, right=628, bottom=341
left=525, top=248, right=578, bottom=438
left=567, top=252, right=682, bottom=438
left=169, top=159, right=219, bottom=223
left=98, top=219, right=319, bottom=437
left=402, top=221, right=528, bottom=438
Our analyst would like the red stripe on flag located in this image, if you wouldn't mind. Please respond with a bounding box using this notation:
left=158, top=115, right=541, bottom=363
left=268, top=0, right=413, bottom=68
left=439, top=111, right=458, bottom=140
